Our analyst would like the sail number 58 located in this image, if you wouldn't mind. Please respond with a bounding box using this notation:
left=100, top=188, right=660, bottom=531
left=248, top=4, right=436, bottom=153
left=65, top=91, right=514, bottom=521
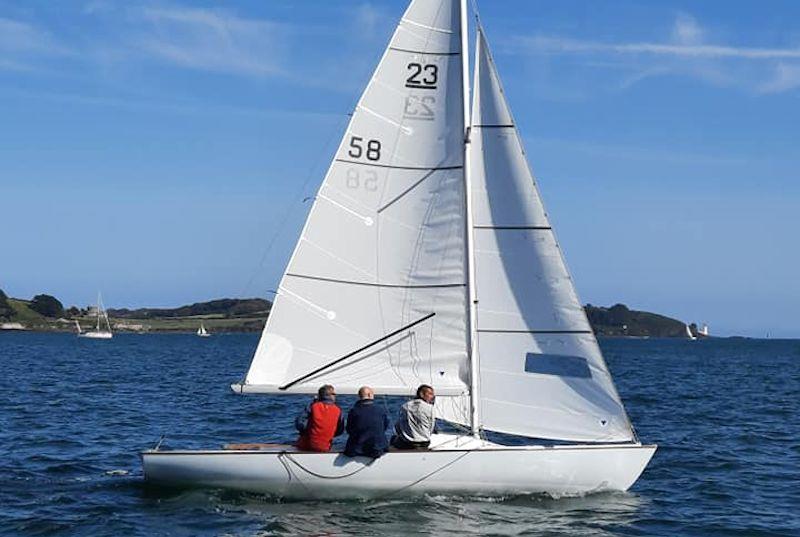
left=348, top=136, right=381, bottom=161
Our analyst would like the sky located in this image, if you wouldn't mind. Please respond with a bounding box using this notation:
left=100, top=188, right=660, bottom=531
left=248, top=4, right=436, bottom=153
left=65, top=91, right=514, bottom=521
left=1, top=0, right=798, bottom=338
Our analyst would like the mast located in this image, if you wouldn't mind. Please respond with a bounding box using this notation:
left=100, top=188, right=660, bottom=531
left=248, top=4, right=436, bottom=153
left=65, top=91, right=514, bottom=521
left=461, top=0, right=480, bottom=437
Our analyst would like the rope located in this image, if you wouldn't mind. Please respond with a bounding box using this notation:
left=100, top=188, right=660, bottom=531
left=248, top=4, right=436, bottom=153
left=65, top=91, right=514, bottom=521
left=280, top=452, right=373, bottom=480
left=375, top=450, right=472, bottom=499
left=280, top=449, right=473, bottom=498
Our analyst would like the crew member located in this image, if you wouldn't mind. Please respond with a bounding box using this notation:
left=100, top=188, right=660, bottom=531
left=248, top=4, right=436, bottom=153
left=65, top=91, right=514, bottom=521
left=295, top=384, right=345, bottom=452
left=391, top=384, right=436, bottom=450
left=344, top=386, right=390, bottom=459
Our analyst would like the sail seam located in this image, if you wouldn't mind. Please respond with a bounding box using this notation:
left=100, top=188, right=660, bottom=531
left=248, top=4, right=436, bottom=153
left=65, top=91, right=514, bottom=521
left=477, top=329, right=593, bottom=334
left=389, top=46, right=460, bottom=56
left=472, top=124, right=514, bottom=128
left=474, top=226, right=552, bottom=230
left=335, top=159, right=462, bottom=171
left=286, top=273, right=466, bottom=289
left=401, top=18, right=453, bottom=34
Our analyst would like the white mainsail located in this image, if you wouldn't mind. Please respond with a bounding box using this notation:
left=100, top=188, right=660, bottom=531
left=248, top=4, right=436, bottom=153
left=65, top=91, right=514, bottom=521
left=468, top=30, right=634, bottom=442
left=239, top=0, right=470, bottom=397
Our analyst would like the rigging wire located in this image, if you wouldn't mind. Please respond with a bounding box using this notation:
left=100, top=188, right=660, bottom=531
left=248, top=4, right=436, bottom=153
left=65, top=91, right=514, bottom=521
left=238, top=21, right=394, bottom=301
left=237, top=114, right=348, bottom=299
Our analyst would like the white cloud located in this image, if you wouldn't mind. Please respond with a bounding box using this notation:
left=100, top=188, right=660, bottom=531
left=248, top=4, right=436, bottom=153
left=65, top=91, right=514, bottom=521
left=510, top=13, right=800, bottom=94
left=355, top=3, right=383, bottom=37
left=759, top=63, right=800, bottom=94
left=517, top=35, right=800, bottom=61
left=132, top=7, right=287, bottom=77
left=671, top=13, right=704, bottom=46
left=0, top=16, right=72, bottom=69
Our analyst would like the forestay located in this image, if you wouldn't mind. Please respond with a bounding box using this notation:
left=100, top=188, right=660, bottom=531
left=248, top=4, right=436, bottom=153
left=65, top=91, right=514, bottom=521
left=469, top=30, right=635, bottom=442
left=238, top=0, right=470, bottom=400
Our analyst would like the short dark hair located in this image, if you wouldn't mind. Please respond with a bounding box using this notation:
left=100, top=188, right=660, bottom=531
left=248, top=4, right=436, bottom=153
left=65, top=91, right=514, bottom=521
left=416, top=384, right=433, bottom=399
left=318, top=384, right=335, bottom=398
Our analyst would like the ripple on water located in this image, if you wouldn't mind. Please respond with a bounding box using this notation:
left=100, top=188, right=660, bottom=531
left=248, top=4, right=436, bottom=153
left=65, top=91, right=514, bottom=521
left=1, top=334, right=799, bottom=536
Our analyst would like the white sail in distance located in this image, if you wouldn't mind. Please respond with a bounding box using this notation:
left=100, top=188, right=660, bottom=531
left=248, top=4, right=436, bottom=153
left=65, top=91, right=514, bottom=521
left=468, top=29, right=634, bottom=442
left=239, top=0, right=470, bottom=397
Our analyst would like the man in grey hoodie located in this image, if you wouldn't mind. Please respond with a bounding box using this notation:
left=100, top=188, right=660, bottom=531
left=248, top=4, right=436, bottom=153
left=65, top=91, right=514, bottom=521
left=391, top=384, right=436, bottom=449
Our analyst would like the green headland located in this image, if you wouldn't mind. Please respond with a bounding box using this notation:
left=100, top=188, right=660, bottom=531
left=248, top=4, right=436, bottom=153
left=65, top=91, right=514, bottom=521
left=1, top=288, right=702, bottom=337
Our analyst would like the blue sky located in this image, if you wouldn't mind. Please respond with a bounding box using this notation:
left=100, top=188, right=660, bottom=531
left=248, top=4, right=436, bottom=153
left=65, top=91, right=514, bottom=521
left=1, top=0, right=798, bottom=337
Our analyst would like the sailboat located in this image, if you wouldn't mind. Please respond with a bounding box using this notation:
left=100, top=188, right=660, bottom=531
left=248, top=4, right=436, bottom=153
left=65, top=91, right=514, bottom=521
left=197, top=322, right=211, bottom=337
left=142, top=0, right=656, bottom=499
left=78, top=293, right=113, bottom=339
left=685, top=324, right=696, bottom=340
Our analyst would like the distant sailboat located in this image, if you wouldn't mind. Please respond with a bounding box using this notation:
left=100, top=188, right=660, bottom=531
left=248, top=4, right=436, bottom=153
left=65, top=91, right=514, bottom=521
left=698, top=323, right=710, bottom=338
left=142, top=0, right=655, bottom=499
left=78, top=293, right=113, bottom=339
left=685, top=324, right=696, bottom=340
left=197, top=322, right=211, bottom=337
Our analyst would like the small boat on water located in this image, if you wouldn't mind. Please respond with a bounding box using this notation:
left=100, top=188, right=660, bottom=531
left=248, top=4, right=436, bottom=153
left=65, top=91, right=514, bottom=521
left=197, top=322, right=211, bottom=337
left=78, top=293, right=113, bottom=340
left=142, top=0, right=656, bottom=499
left=686, top=324, right=697, bottom=340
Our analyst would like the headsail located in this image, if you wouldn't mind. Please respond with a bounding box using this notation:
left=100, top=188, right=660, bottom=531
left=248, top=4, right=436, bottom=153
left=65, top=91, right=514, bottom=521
left=239, top=0, right=470, bottom=398
left=469, top=30, right=634, bottom=442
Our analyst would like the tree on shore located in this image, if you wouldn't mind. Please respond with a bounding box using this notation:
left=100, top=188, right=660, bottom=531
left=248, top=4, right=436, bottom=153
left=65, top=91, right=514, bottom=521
left=0, top=289, right=13, bottom=320
left=29, top=294, right=64, bottom=318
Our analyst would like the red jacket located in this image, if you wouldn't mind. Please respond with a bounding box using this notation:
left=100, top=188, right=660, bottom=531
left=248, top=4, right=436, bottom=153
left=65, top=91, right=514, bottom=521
left=295, top=399, right=344, bottom=452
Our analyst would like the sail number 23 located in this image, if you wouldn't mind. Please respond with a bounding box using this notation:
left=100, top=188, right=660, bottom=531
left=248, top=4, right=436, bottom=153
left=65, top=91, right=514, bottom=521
left=405, top=63, right=438, bottom=89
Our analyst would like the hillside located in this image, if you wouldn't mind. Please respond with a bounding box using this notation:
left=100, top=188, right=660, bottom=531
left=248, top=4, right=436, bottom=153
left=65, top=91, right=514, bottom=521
left=0, top=289, right=271, bottom=333
left=108, top=298, right=271, bottom=319
left=585, top=303, right=687, bottom=337
left=2, top=287, right=696, bottom=337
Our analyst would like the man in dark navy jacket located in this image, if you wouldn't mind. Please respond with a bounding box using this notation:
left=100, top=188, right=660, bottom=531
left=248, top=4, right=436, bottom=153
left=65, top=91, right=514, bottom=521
left=344, top=386, right=390, bottom=459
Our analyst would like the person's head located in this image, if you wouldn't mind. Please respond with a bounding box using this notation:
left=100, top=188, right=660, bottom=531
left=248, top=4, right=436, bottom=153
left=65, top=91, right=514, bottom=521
left=416, top=384, right=435, bottom=403
left=318, top=384, right=336, bottom=402
left=358, top=386, right=374, bottom=400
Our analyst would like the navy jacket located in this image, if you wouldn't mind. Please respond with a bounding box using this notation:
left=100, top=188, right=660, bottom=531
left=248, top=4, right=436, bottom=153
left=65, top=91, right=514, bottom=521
left=344, top=399, right=390, bottom=458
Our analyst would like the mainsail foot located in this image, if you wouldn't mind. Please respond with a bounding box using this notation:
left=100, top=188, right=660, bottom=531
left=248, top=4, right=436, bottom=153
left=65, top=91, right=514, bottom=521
left=142, top=434, right=656, bottom=500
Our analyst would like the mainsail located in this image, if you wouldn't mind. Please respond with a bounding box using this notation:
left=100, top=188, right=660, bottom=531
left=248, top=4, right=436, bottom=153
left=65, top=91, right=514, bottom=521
left=239, top=0, right=470, bottom=398
left=469, top=30, right=634, bottom=442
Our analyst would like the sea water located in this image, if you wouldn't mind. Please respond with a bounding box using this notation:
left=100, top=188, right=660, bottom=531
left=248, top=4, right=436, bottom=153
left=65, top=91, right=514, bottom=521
left=0, top=333, right=798, bottom=536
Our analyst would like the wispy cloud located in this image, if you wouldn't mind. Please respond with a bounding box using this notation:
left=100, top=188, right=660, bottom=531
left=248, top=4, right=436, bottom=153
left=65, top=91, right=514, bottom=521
left=759, top=63, right=800, bottom=94
left=510, top=13, right=800, bottom=94
left=131, top=7, right=287, bottom=77
left=521, top=36, right=800, bottom=61
left=0, top=16, right=73, bottom=71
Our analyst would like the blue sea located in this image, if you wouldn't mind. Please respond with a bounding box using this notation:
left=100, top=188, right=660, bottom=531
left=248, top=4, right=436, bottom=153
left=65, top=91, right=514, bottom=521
left=1, top=333, right=798, bottom=536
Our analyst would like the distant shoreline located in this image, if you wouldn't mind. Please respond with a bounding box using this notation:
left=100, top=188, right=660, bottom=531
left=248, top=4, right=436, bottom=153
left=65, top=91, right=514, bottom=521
left=2, top=291, right=711, bottom=339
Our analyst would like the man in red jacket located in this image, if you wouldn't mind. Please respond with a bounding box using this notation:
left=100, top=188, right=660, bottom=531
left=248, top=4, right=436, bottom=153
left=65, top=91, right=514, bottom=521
left=295, top=384, right=345, bottom=452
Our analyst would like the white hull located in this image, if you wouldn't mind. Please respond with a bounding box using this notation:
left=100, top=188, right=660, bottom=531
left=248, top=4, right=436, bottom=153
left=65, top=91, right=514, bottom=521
left=142, top=434, right=656, bottom=500
left=78, top=331, right=113, bottom=339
